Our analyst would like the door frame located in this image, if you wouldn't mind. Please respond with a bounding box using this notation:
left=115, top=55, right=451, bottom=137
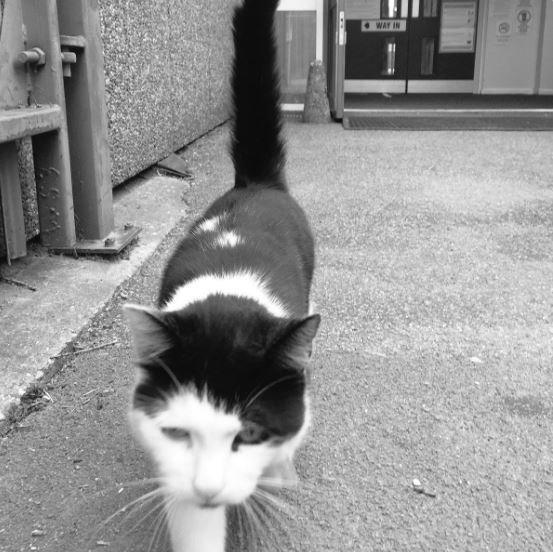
left=328, top=0, right=346, bottom=118
left=342, top=0, right=482, bottom=94
left=278, top=0, right=325, bottom=111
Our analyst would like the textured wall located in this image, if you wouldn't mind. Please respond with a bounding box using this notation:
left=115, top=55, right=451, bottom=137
left=99, top=0, right=236, bottom=186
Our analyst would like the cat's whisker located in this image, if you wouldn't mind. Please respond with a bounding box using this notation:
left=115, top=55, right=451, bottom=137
left=254, top=493, right=290, bottom=524
left=237, top=504, right=251, bottom=550
left=259, top=475, right=318, bottom=495
left=107, top=477, right=166, bottom=493
left=243, top=498, right=266, bottom=549
left=248, top=494, right=288, bottom=551
left=92, top=487, right=169, bottom=550
left=231, top=505, right=244, bottom=548
left=124, top=491, right=167, bottom=537
left=235, top=503, right=249, bottom=550
left=99, top=486, right=165, bottom=529
left=82, top=477, right=165, bottom=504
left=242, top=374, right=301, bottom=411
left=149, top=355, right=185, bottom=395
left=257, top=476, right=298, bottom=490
left=253, top=487, right=297, bottom=525
left=254, top=487, right=289, bottom=509
left=147, top=496, right=173, bottom=552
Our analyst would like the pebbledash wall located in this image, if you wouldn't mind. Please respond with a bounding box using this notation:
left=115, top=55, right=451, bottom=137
left=98, top=0, right=236, bottom=186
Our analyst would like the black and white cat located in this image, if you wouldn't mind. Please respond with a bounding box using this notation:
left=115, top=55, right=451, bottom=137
left=124, top=0, right=319, bottom=550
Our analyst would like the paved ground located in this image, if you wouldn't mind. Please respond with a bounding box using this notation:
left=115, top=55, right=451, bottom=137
left=1, top=123, right=553, bottom=551
left=0, top=173, right=192, bottom=415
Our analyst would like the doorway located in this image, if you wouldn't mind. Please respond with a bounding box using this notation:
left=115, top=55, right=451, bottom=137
left=330, top=0, right=478, bottom=104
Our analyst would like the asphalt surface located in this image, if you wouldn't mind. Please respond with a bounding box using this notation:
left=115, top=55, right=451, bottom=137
left=1, top=123, right=553, bottom=551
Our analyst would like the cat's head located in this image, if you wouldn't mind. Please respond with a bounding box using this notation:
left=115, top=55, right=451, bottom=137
left=124, top=297, right=319, bottom=508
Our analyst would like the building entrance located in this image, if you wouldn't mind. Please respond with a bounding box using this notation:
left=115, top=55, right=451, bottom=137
left=344, top=0, right=478, bottom=94
left=327, top=0, right=552, bottom=119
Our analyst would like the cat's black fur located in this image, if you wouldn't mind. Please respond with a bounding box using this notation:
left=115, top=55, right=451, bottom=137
left=128, top=0, right=318, bottom=443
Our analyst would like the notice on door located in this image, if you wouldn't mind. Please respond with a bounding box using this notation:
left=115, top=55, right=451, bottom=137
left=439, top=0, right=477, bottom=52
left=361, top=19, right=407, bottom=31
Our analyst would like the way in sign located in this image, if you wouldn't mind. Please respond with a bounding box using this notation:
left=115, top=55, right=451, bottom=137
left=362, top=19, right=407, bottom=32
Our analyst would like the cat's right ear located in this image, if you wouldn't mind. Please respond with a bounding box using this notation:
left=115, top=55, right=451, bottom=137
left=123, top=304, right=175, bottom=363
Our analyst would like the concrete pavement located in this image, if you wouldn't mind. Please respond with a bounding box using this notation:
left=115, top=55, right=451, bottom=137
left=0, top=172, right=194, bottom=418
left=1, top=122, right=553, bottom=551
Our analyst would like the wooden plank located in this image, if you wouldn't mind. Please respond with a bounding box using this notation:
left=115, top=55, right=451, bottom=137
left=0, top=0, right=28, bottom=109
left=0, top=105, right=63, bottom=143
left=0, top=142, right=27, bottom=260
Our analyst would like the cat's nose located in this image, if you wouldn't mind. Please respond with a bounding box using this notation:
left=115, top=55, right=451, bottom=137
left=193, top=480, right=223, bottom=502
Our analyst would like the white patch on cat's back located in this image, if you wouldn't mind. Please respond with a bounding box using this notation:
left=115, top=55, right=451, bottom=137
left=213, top=231, right=242, bottom=248
left=196, top=215, right=223, bottom=233
left=163, top=270, right=288, bottom=318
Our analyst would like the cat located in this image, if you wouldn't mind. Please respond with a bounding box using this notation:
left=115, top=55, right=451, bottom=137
left=124, top=0, right=319, bottom=550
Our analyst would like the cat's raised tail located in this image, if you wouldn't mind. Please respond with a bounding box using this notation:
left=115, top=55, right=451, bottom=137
left=230, top=0, right=286, bottom=190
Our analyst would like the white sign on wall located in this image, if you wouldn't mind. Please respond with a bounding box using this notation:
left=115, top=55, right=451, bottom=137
left=361, top=19, right=407, bottom=31
left=439, top=0, right=477, bottom=52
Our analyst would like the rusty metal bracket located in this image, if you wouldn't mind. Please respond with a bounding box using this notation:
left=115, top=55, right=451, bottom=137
left=0, top=0, right=77, bottom=259
left=16, top=47, right=46, bottom=66
left=50, top=225, right=141, bottom=256
left=56, top=0, right=142, bottom=256
left=59, top=35, right=87, bottom=49
left=0, top=0, right=140, bottom=261
left=60, top=35, right=85, bottom=78
left=60, top=51, right=77, bottom=77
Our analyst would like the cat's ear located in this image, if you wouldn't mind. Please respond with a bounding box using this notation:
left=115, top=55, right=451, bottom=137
left=123, top=304, right=176, bottom=363
left=273, top=314, right=321, bottom=364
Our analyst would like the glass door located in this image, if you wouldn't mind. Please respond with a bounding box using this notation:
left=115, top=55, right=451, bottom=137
left=407, top=0, right=477, bottom=92
left=344, top=0, right=410, bottom=93
left=342, top=0, right=478, bottom=94
left=276, top=0, right=324, bottom=106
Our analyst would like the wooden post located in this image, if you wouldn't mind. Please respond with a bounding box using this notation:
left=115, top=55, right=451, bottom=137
left=21, top=0, right=77, bottom=250
left=0, top=142, right=27, bottom=261
left=57, top=0, right=115, bottom=240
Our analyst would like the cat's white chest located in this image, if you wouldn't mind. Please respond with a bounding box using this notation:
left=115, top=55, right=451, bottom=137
left=167, top=502, right=226, bottom=552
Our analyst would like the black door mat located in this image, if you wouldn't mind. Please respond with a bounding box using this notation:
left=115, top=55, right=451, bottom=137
left=344, top=93, right=553, bottom=111
left=343, top=115, right=553, bottom=131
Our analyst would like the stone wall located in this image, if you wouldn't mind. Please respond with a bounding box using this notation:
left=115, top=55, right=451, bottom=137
left=99, top=0, right=235, bottom=185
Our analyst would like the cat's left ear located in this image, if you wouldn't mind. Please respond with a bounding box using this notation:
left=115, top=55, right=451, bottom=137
left=123, top=304, right=176, bottom=363
left=274, top=314, right=321, bottom=364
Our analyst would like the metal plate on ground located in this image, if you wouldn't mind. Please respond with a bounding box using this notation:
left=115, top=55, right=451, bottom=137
left=49, top=225, right=141, bottom=256
left=343, top=116, right=553, bottom=130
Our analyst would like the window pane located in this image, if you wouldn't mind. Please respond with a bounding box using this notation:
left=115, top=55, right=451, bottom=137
left=423, top=0, right=439, bottom=17
left=275, top=11, right=317, bottom=102
left=381, top=38, right=396, bottom=75
left=381, top=0, right=400, bottom=18
left=421, top=38, right=435, bottom=75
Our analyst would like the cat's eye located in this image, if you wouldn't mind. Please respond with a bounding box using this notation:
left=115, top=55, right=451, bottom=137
left=232, top=423, right=268, bottom=451
left=161, top=427, right=191, bottom=441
